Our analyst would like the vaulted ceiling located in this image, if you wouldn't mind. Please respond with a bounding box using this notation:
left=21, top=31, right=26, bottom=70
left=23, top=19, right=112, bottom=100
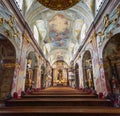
left=16, top=0, right=96, bottom=66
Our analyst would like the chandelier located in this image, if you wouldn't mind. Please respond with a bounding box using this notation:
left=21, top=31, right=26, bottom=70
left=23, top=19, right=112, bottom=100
left=37, top=0, right=80, bottom=10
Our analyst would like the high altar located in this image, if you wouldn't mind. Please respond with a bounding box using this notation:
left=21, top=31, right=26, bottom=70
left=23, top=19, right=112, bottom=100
left=52, top=61, right=68, bottom=86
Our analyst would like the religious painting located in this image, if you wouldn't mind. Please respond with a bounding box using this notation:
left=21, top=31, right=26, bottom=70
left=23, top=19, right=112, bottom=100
left=49, top=14, right=71, bottom=47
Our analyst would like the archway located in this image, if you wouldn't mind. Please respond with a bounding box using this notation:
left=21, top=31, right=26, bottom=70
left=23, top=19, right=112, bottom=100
left=82, top=51, right=94, bottom=89
left=0, top=34, right=16, bottom=100
left=52, top=61, right=68, bottom=86
left=103, top=33, right=120, bottom=93
left=25, top=52, right=38, bottom=91
left=75, top=63, right=79, bottom=88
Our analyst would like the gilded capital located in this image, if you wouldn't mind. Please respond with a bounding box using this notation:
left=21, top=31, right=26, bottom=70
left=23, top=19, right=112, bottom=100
left=4, top=30, right=12, bottom=38
left=0, top=18, right=5, bottom=25
left=22, top=33, right=31, bottom=43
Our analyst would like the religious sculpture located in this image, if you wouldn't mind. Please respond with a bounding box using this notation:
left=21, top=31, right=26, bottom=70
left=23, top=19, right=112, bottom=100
left=25, top=70, right=33, bottom=91
left=87, top=69, right=93, bottom=88
left=57, top=69, right=62, bottom=81
left=25, top=59, right=34, bottom=91
left=6, top=16, right=15, bottom=29
left=86, top=59, right=94, bottom=89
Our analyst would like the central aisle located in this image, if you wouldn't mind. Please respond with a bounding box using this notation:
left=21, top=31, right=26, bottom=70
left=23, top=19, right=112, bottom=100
left=41, top=86, right=79, bottom=92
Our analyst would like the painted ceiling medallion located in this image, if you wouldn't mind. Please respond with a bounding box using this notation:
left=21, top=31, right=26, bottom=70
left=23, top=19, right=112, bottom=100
left=37, top=0, right=80, bottom=10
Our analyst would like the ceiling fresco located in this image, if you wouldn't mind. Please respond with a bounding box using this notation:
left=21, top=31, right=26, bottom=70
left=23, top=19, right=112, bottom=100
left=15, top=0, right=97, bottom=66
left=48, top=14, right=71, bottom=48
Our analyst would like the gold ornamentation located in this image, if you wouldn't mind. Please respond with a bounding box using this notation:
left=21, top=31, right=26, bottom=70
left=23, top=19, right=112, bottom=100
left=92, top=32, right=97, bottom=39
left=97, top=32, right=104, bottom=36
left=37, top=0, right=80, bottom=10
left=89, top=38, right=92, bottom=43
left=6, top=16, right=15, bottom=28
left=2, top=16, right=20, bottom=39
left=97, top=14, right=112, bottom=37
left=103, top=14, right=112, bottom=32
left=113, top=5, right=120, bottom=26
left=4, top=30, right=12, bottom=38
left=0, top=18, right=5, bottom=25
left=3, top=63, right=20, bottom=68
left=22, top=33, right=31, bottom=43
left=89, top=32, right=97, bottom=43
left=14, top=30, right=19, bottom=38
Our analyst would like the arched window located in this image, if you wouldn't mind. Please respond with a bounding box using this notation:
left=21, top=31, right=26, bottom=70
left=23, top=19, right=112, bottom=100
left=96, top=0, right=104, bottom=13
left=81, top=23, right=87, bottom=42
left=36, top=20, right=47, bottom=40
left=33, top=25, right=39, bottom=43
left=26, top=0, right=34, bottom=11
left=15, top=0, right=23, bottom=10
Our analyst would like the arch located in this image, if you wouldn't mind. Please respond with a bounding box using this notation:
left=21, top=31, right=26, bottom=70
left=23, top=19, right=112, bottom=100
left=82, top=50, right=94, bottom=89
left=52, top=61, right=68, bottom=86
left=52, top=60, right=68, bottom=67
left=75, top=63, right=79, bottom=88
left=25, top=51, right=38, bottom=91
left=102, top=33, right=120, bottom=93
left=0, top=33, right=16, bottom=100
left=0, top=31, right=19, bottom=58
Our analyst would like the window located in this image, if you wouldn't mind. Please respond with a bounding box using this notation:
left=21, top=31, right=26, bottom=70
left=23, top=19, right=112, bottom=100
left=33, top=25, right=39, bottom=43
left=14, top=0, right=23, bottom=10
left=81, top=23, right=86, bottom=42
left=96, top=0, right=104, bottom=13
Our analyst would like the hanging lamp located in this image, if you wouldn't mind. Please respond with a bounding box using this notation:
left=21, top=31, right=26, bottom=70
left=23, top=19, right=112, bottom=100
left=37, top=0, right=80, bottom=10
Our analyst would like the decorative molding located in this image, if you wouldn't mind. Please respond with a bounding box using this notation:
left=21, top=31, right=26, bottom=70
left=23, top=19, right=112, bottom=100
left=113, top=4, right=120, bottom=27
left=22, top=33, right=31, bottom=43
left=89, top=32, right=97, bottom=43
left=3, top=63, right=20, bottom=68
left=0, top=16, right=20, bottom=39
left=4, top=30, right=12, bottom=38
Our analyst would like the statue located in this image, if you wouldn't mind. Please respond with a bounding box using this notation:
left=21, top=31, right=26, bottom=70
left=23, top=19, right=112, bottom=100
left=25, top=59, right=34, bottom=91
left=25, top=68, right=34, bottom=91
left=58, top=69, right=62, bottom=81
left=87, top=68, right=93, bottom=88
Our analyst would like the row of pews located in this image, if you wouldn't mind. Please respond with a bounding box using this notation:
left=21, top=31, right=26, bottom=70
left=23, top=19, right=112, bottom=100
left=0, top=87, right=120, bottom=116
